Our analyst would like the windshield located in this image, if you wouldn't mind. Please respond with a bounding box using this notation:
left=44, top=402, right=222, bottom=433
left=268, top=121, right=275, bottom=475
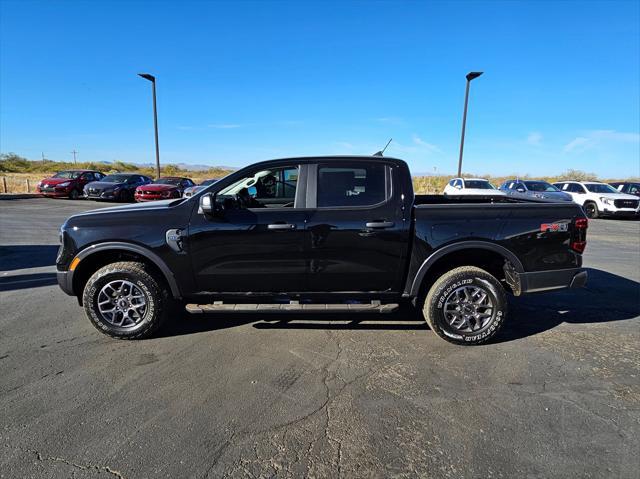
left=585, top=183, right=618, bottom=194
left=101, top=174, right=130, bottom=183
left=52, top=171, right=82, bottom=179
left=464, top=180, right=495, bottom=189
left=154, top=178, right=182, bottom=186
left=524, top=181, right=560, bottom=192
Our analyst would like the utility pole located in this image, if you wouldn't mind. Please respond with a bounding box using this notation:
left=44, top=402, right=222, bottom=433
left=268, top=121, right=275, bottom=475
left=457, top=72, right=483, bottom=177
left=71, top=150, right=78, bottom=164
left=138, top=73, right=161, bottom=179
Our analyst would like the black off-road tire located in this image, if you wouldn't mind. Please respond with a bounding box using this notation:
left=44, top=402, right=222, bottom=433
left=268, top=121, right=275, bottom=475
left=423, top=266, right=508, bottom=345
left=69, top=189, right=80, bottom=200
left=583, top=201, right=598, bottom=219
left=82, top=261, right=169, bottom=339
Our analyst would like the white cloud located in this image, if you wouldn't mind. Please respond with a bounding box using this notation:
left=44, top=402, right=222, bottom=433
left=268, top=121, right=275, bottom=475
left=563, top=136, right=591, bottom=153
left=412, top=135, right=442, bottom=153
left=373, top=117, right=405, bottom=125
left=208, top=124, right=242, bottom=129
left=563, top=130, right=639, bottom=153
left=527, top=132, right=542, bottom=146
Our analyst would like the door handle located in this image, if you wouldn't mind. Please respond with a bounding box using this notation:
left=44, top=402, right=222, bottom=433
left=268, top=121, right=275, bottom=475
left=365, top=221, right=395, bottom=229
left=267, top=223, right=297, bottom=230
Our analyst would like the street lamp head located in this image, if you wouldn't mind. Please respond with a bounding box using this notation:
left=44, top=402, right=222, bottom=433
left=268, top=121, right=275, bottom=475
left=466, top=71, right=483, bottom=81
left=138, top=73, right=155, bottom=82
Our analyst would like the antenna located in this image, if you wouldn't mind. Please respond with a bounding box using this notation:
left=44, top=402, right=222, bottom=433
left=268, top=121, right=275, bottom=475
left=373, top=138, right=392, bottom=157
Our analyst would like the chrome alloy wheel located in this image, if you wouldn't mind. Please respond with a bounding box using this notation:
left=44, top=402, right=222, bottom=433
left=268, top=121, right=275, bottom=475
left=97, top=280, right=147, bottom=328
left=443, top=285, right=494, bottom=332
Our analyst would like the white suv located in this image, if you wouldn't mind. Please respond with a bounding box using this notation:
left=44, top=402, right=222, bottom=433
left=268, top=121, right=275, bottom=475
left=443, top=178, right=506, bottom=197
left=553, top=181, right=639, bottom=219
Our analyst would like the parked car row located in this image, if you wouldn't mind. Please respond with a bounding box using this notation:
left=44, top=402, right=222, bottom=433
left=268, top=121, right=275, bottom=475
left=443, top=177, right=639, bottom=219
left=36, top=170, right=219, bottom=202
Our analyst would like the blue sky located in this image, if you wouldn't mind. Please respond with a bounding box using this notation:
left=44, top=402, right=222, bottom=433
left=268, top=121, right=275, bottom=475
left=1, top=0, right=638, bottom=177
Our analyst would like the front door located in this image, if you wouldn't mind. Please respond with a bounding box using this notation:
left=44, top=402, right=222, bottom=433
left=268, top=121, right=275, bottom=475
left=188, top=164, right=308, bottom=293
left=305, top=161, right=410, bottom=292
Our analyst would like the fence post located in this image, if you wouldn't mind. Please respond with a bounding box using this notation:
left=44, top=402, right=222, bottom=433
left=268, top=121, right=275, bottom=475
left=2, top=177, right=6, bottom=193
left=26, top=179, right=30, bottom=193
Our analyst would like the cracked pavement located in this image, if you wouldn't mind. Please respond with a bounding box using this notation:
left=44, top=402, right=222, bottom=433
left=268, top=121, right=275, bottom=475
left=1, top=198, right=639, bottom=478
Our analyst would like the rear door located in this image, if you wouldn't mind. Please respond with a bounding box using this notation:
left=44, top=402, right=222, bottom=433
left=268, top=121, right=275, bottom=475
left=304, top=161, right=410, bottom=292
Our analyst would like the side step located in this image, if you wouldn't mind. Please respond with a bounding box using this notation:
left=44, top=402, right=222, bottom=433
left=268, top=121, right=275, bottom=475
left=185, top=301, right=399, bottom=314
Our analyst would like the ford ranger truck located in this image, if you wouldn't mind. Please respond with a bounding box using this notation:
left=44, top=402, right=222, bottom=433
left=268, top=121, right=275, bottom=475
left=56, top=156, right=588, bottom=345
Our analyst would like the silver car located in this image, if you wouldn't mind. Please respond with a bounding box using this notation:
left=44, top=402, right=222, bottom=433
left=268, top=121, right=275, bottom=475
left=183, top=178, right=219, bottom=198
left=499, top=180, right=573, bottom=201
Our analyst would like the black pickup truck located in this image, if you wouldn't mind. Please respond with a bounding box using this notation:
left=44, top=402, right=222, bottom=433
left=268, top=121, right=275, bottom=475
left=57, top=156, right=588, bottom=345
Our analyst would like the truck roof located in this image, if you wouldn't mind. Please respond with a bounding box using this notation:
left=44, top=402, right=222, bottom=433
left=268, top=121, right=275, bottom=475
left=269, top=155, right=404, bottom=162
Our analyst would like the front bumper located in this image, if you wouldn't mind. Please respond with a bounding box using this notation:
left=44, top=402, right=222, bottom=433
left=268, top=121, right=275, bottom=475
left=57, top=270, right=74, bottom=296
left=600, top=209, right=639, bottom=217
left=38, top=187, right=72, bottom=197
left=515, top=268, right=587, bottom=294
left=85, top=190, right=118, bottom=200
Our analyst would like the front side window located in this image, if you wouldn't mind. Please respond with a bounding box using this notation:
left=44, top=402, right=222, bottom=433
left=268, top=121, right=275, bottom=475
left=317, top=163, right=386, bottom=207
left=218, top=166, right=299, bottom=208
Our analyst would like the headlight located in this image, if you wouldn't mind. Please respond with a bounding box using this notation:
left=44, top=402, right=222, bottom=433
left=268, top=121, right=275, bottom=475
left=58, top=181, right=70, bottom=187
left=599, top=197, right=612, bottom=205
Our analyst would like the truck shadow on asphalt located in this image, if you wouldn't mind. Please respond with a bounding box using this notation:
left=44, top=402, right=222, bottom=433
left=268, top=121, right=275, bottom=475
left=499, top=267, right=640, bottom=342
left=160, top=268, right=639, bottom=343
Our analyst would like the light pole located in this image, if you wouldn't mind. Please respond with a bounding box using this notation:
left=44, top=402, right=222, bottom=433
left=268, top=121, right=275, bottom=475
left=457, top=71, right=483, bottom=177
left=138, top=73, right=161, bottom=179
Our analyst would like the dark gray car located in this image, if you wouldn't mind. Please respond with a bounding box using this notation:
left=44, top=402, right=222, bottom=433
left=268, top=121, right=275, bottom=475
left=84, top=173, right=152, bottom=202
left=499, top=180, right=573, bottom=201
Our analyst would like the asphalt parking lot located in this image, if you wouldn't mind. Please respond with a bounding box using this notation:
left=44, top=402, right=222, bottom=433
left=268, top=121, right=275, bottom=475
left=1, top=197, right=639, bottom=478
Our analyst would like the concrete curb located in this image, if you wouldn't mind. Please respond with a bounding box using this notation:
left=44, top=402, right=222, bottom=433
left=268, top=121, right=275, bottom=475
left=0, top=193, right=41, bottom=200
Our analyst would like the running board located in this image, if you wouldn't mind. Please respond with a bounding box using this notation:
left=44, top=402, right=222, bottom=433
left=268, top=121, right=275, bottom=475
left=185, top=301, right=399, bottom=314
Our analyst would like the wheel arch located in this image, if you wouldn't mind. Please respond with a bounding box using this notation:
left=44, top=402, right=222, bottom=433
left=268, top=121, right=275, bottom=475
left=71, top=242, right=181, bottom=301
left=408, top=241, right=525, bottom=297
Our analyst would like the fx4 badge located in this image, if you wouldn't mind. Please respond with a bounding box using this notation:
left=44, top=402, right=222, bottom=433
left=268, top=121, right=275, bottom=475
left=540, top=222, right=568, bottom=232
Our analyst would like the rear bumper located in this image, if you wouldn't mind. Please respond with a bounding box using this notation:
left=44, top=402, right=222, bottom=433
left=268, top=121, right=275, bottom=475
left=57, top=270, right=74, bottom=296
left=517, top=268, right=587, bottom=294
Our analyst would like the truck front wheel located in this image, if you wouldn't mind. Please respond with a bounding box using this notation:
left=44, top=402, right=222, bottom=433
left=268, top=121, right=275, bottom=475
left=423, top=266, right=507, bottom=345
left=82, top=261, right=169, bottom=339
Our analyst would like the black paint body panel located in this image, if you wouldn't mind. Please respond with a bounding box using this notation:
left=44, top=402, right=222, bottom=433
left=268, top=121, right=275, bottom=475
left=56, top=156, right=587, bottom=301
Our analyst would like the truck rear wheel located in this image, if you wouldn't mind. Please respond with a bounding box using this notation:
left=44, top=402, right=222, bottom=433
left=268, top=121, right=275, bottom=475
left=423, top=266, right=507, bottom=345
left=82, top=261, right=169, bottom=339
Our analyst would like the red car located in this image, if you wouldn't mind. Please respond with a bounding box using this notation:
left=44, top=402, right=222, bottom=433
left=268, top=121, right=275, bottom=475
left=37, top=170, right=105, bottom=199
left=134, top=177, right=195, bottom=202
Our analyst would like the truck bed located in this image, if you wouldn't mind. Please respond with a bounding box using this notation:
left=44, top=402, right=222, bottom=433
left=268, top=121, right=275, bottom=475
left=415, top=194, right=551, bottom=205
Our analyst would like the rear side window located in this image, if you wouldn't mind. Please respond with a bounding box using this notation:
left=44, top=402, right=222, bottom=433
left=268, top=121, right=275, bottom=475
left=317, top=163, right=387, bottom=207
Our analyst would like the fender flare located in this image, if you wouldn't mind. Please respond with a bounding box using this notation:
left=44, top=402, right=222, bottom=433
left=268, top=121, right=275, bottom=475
left=74, top=242, right=181, bottom=298
left=408, top=240, right=525, bottom=297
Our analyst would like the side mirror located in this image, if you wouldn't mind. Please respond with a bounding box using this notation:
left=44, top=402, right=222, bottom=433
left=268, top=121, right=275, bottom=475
left=199, top=193, right=215, bottom=215
left=455, top=184, right=462, bottom=189
left=516, top=187, right=526, bottom=193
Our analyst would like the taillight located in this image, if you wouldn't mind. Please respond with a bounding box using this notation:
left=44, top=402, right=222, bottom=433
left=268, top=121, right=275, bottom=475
left=571, top=217, right=588, bottom=253
left=575, top=218, right=588, bottom=229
